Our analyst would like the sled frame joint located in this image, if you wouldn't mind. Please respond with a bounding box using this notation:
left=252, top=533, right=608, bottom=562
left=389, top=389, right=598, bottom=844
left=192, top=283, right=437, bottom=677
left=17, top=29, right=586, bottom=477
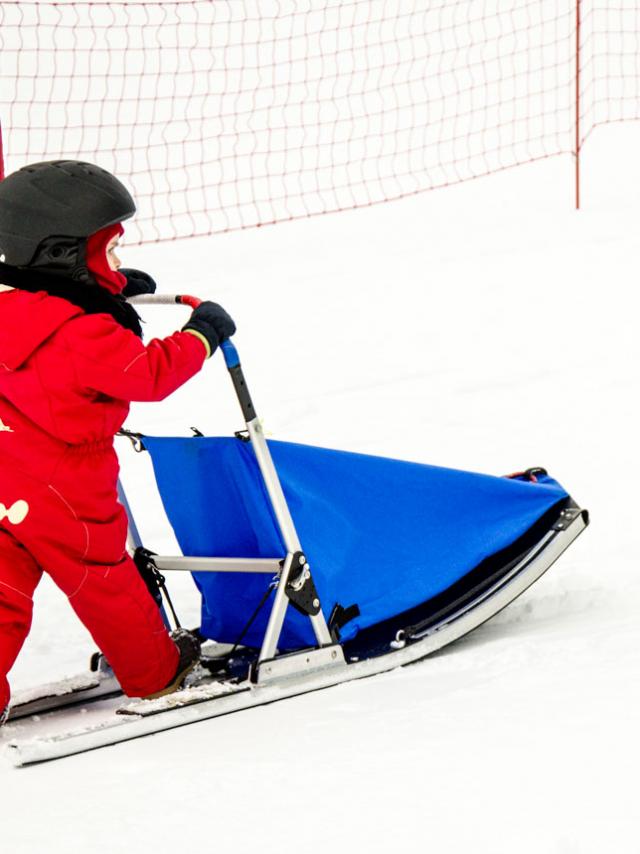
left=285, top=551, right=321, bottom=617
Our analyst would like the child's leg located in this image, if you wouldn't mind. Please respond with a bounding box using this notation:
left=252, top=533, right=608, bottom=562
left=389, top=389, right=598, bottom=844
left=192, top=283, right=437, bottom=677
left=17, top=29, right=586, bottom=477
left=63, top=553, right=179, bottom=698
left=0, top=529, right=42, bottom=710
left=3, top=468, right=180, bottom=699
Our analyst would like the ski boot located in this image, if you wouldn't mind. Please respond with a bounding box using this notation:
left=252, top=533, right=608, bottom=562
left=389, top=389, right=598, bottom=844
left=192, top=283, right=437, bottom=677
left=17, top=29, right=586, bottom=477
left=142, top=628, right=201, bottom=700
left=0, top=705, right=9, bottom=727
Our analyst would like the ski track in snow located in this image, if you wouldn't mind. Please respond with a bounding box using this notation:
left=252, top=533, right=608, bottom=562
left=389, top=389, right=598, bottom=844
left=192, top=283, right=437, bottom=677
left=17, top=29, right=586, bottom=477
left=1, top=125, right=639, bottom=853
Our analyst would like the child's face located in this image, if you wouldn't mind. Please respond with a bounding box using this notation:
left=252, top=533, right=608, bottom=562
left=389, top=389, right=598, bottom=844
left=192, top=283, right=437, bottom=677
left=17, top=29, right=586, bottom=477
left=106, top=236, right=121, bottom=271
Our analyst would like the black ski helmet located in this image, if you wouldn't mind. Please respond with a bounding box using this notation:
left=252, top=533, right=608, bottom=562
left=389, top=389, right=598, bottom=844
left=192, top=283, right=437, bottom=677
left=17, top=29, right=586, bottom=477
left=0, top=160, right=136, bottom=266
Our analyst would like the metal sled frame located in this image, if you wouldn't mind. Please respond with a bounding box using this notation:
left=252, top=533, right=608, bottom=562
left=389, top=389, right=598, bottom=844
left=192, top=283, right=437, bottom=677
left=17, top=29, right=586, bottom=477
left=118, top=425, right=340, bottom=681
left=121, top=296, right=341, bottom=683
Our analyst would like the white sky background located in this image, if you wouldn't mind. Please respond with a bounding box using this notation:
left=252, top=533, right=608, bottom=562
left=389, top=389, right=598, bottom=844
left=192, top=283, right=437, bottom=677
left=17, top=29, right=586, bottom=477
left=0, top=3, right=639, bottom=851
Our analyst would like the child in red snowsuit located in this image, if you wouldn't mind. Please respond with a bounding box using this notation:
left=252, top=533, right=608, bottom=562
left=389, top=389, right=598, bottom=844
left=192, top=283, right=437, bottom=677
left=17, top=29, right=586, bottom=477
left=0, top=161, right=235, bottom=721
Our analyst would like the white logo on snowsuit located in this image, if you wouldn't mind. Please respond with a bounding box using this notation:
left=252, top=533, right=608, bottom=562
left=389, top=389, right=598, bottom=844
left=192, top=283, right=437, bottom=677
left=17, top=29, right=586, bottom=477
left=0, top=418, right=13, bottom=432
left=0, top=500, right=29, bottom=525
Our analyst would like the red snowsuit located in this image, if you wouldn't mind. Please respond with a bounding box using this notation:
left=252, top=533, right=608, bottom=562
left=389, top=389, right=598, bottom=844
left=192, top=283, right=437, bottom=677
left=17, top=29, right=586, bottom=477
left=0, top=286, right=208, bottom=709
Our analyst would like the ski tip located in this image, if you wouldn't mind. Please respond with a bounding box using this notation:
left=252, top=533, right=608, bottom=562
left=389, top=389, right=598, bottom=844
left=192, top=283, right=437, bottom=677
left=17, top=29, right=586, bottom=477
left=4, top=741, right=27, bottom=768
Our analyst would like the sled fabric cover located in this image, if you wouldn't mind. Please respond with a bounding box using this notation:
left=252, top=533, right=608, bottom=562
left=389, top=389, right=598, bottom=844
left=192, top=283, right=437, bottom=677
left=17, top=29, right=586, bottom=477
left=143, top=436, right=568, bottom=648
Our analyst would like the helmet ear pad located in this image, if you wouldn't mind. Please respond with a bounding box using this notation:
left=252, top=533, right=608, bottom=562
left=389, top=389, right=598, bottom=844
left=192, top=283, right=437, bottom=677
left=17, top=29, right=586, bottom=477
left=23, top=223, right=127, bottom=294
left=26, top=235, right=94, bottom=285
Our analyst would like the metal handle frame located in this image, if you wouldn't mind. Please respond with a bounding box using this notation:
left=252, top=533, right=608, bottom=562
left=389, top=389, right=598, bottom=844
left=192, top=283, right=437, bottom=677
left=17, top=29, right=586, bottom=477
left=126, top=295, right=333, bottom=662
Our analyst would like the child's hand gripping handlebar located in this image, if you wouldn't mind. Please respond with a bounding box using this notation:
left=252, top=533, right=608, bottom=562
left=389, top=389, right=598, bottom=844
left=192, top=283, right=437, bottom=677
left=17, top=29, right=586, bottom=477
left=128, top=294, right=250, bottom=417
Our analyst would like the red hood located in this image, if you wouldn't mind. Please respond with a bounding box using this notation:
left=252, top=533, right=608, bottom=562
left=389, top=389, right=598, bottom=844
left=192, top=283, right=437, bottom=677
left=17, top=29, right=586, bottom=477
left=86, top=223, right=127, bottom=295
left=0, top=289, right=83, bottom=371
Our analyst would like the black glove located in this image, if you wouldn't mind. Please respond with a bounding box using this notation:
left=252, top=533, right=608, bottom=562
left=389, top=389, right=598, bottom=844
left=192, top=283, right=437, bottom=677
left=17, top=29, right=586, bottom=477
left=182, top=301, right=236, bottom=356
left=121, top=268, right=157, bottom=298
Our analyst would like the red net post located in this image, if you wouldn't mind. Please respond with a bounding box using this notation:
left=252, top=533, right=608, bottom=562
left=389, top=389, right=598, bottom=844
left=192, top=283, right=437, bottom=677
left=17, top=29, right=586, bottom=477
left=576, top=0, right=582, bottom=209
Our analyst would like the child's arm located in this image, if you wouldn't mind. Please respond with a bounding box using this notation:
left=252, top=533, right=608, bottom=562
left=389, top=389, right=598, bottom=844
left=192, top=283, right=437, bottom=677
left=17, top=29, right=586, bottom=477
left=63, top=312, right=209, bottom=402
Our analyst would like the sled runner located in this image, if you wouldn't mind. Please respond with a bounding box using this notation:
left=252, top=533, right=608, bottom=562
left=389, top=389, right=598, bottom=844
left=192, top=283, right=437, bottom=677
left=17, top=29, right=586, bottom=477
left=2, top=295, right=588, bottom=766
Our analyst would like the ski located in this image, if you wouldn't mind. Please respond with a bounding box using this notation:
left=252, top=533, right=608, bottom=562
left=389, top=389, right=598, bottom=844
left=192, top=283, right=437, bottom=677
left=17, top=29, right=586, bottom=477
left=6, top=641, right=232, bottom=722
left=8, top=667, right=121, bottom=721
left=2, top=505, right=587, bottom=767
left=116, top=676, right=243, bottom=717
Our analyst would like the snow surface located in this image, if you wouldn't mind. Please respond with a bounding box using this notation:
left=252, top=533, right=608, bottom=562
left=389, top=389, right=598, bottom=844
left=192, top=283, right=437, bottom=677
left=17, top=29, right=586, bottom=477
left=1, top=123, right=639, bottom=852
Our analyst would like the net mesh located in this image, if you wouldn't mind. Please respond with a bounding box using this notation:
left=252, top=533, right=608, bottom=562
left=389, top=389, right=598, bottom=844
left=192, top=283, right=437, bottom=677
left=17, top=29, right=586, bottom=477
left=0, top=0, right=638, bottom=243
left=579, top=4, right=640, bottom=146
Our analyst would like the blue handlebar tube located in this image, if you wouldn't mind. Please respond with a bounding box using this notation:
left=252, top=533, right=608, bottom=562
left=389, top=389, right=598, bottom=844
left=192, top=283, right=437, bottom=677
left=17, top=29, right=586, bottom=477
left=220, top=339, right=240, bottom=370
left=220, top=340, right=256, bottom=423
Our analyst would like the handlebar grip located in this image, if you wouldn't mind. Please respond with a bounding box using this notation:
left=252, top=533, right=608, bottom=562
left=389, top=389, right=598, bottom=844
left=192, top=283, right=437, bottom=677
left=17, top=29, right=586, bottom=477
left=127, top=294, right=181, bottom=305
left=127, top=294, right=203, bottom=309
left=179, top=295, right=202, bottom=310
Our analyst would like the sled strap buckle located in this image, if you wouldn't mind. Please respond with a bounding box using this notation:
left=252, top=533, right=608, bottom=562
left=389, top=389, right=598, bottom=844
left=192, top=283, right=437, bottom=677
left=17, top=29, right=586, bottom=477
left=328, top=603, right=361, bottom=642
left=133, top=547, right=182, bottom=629
left=505, top=467, right=547, bottom=483
left=285, top=551, right=321, bottom=617
left=117, top=428, right=146, bottom=453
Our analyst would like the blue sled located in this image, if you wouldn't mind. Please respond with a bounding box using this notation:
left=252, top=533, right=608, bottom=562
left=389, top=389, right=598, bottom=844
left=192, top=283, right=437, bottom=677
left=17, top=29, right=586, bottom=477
left=143, top=435, right=588, bottom=656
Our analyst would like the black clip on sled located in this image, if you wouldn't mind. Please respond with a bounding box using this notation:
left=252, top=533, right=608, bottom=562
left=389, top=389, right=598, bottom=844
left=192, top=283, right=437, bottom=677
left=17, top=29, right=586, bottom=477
left=122, top=294, right=344, bottom=684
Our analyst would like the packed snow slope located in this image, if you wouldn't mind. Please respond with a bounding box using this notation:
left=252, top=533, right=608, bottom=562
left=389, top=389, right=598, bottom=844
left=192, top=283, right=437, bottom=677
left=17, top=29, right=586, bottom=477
left=2, top=125, right=639, bottom=853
